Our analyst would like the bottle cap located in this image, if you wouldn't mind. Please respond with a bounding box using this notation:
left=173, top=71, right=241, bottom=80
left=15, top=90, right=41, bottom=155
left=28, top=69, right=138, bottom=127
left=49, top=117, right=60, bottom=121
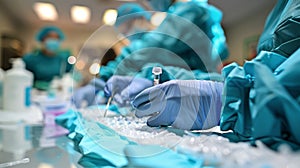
left=12, top=58, right=25, bottom=69
left=152, top=67, right=162, bottom=75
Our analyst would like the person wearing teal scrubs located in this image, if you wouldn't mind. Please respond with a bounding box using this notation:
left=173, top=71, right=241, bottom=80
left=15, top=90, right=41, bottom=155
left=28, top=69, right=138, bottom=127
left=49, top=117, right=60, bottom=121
left=73, top=0, right=228, bottom=108
left=133, top=0, right=300, bottom=150
left=23, top=26, right=73, bottom=90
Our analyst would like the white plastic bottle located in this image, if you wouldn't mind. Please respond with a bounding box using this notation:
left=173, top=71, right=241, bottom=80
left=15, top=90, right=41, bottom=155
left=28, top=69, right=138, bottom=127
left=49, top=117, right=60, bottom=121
left=3, top=58, right=33, bottom=112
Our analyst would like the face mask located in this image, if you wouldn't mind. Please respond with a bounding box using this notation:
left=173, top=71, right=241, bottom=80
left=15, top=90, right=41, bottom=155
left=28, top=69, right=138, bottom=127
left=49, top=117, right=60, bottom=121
left=44, top=38, right=60, bottom=53
left=148, top=0, right=173, bottom=12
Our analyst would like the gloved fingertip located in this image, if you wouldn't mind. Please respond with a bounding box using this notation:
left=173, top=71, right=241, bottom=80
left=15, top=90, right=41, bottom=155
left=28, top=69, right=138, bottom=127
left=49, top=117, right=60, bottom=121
left=72, top=100, right=81, bottom=109
left=131, top=98, right=140, bottom=109
left=134, top=108, right=149, bottom=118
left=134, top=111, right=143, bottom=118
left=114, top=94, right=125, bottom=107
left=146, top=118, right=160, bottom=127
left=144, top=112, right=162, bottom=126
left=120, top=90, right=130, bottom=100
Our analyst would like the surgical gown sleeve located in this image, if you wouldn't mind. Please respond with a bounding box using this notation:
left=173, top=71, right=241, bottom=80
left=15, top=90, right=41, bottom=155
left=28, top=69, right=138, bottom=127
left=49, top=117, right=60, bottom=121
left=251, top=51, right=300, bottom=150
left=220, top=51, right=286, bottom=134
left=220, top=0, right=300, bottom=149
left=257, top=0, right=300, bottom=57
left=100, top=2, right=228, bottom=81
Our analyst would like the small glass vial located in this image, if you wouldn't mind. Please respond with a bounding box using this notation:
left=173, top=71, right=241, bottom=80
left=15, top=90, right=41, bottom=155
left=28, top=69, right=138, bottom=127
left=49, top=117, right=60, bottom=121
left=152, top=67, right=162, bottom=85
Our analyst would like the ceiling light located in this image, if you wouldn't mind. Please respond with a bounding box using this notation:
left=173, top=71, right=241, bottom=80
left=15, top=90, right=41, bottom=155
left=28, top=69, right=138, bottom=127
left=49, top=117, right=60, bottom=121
left=103, top=9, right=117, bottom=25
left=33, top=2, right=58, bottom=21
left=89, top=63, right=100, bottom=75
left=151, top=12, right=166, bottom=26
left=68, top=56, right=77, bottom=64
left=71, top=6, right=91, bottom=24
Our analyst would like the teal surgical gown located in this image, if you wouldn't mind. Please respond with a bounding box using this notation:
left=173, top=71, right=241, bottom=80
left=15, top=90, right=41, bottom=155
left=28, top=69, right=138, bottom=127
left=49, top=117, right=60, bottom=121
left=100, top=1, right=228, bottom=82
left=23, top=49, right=73, bottom=90
left=257, top=0, right=300, bottom=57
left=220, top=0, right=300, bottom=150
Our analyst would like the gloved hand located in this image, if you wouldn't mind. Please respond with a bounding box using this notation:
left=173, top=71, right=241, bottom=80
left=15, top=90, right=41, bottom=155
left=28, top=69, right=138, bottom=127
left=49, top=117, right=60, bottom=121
left=132, top=80, right=223, bottom=130
left=104, top=75, right=152, bottom=107
left=72, top=78, right=105, bottom=108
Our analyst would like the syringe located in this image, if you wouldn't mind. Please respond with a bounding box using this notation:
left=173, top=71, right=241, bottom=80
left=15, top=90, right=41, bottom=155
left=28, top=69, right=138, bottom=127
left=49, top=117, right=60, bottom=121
left=152, top=67, right=162, bottom=85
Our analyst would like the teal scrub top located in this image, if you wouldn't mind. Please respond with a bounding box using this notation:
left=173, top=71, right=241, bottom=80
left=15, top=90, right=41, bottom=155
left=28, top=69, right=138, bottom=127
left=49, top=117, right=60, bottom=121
left=23, top=49, right=73, bottom=89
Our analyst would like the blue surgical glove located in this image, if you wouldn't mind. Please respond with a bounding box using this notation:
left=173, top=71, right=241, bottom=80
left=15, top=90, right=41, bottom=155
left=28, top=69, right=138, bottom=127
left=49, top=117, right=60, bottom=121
left=72, top=78, right=105, bottom=108
left=132, top=80, right=223, bottom=130
left=104, top=76, right=152, bottom=107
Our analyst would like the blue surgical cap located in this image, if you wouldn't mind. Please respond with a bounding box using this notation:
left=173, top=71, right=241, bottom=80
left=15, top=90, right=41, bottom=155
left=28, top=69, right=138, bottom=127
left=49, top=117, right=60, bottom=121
left=115, top=3, right=151, bottom=27
left=36, top=26, right=65, bottom=42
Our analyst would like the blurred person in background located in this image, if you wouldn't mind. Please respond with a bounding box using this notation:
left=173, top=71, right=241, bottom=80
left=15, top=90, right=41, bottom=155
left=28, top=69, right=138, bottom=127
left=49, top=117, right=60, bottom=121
left=23, top=26, right=73, bottom=90
left=102, top=0, right=229, bottom=108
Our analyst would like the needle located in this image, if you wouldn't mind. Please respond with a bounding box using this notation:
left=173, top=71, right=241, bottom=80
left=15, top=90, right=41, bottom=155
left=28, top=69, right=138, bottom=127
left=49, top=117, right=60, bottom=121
left=104, top=94, right=113, bottom=117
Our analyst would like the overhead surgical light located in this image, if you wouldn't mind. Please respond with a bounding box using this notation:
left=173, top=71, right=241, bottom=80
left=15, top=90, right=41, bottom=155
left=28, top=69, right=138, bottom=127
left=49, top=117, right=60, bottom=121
left=71, top=5, right=91, bottom=24
left=33, top=2, right=58, bottom=21
left=103, top=9, right=117, bottom=25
